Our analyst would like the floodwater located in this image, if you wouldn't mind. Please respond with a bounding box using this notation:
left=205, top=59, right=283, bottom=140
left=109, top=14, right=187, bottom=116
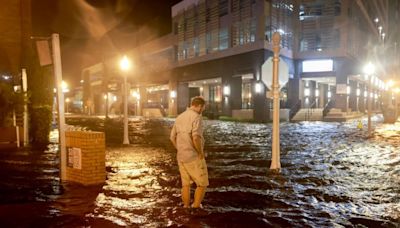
left=0, top=116, right=399, bottom=227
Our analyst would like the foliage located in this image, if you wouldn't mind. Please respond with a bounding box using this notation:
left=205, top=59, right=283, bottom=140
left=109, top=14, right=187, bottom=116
left=30, top=105, right=52, bottom=145
left=218, top=115, right=237, bottom=121
left=0, top=82, right=25, bottom=127
left=218, top=115, right=256, bottom=123
left=66, top=117, right=123, bottom=145
left=27, top=50, right=54, bottom=146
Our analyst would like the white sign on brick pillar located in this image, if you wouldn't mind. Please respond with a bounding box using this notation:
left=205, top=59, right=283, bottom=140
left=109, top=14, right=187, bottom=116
left=67, top=147, right=82, bottom=169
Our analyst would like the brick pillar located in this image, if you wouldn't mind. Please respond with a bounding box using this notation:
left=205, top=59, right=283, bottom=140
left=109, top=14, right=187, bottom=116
left=65, top=131, right=106, bottom=185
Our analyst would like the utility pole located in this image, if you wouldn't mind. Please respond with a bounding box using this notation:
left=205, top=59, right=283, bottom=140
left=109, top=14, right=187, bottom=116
left=367, top=77, right=372, bottom=137
left=270, top=32, right=281, bottom=172
left=22, top=68, right=29, bottom=146
left=123, top=75, right=130, bottom=144
left=52, top=33, right=67, bottom=180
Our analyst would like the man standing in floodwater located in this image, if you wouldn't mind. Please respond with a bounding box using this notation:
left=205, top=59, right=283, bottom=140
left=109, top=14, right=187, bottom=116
left=170, top=96, right=209, bottom=210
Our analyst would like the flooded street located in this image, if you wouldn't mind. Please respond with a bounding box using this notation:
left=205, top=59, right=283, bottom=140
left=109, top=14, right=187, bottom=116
left=0, top=116, right=399, bottom=227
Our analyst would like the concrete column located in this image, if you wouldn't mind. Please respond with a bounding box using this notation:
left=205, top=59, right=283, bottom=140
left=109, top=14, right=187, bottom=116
left=139, top=87, right=147, bottom=116
left=359, top=83, right=366, bottom=113
left=334, top=78, right=349, bottom=111
left=319, top=83, right=327, bottom=107
left=315, top=82, right=320, bottom=108
left=256, top=0, right=266, bottom=42
left=300, top=80, right=306, bottom=107
left=254, top=83, right=268, bottom=122
left=231, top=76, right=242, bottom=110
left=334, top=59, right=353, bottom=112
left=309, top=80, right=316, bottom=108
left=221, top=77, right=233, bottom=116
left=177, top=82, right=189, bottom=114
left=348, top=80, right=357, bottom=112
left=168, top=79, right=178, bottom=117
left=287, top=78, right=300, bottom=109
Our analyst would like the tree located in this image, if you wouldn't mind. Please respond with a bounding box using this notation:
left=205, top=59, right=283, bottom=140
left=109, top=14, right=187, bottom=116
left=0, top=81, right=25, bottom=127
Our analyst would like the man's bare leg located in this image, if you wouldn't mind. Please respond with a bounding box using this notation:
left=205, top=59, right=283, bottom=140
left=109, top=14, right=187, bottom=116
left=192, top=186, right=206, bottom=208
left=181, top=186, right=191, bottom=208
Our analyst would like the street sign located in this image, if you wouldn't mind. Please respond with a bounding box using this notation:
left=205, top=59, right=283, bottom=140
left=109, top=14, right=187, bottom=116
left=261, top=57, right=289, bottom=90
left=35, top=40, right=52, bottom=66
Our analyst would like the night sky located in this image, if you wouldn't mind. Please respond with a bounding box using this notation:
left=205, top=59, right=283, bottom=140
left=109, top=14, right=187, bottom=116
left=32, top=0, right=181, bottom=87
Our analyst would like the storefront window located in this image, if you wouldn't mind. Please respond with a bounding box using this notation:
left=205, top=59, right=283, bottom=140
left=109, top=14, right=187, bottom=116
left=209, top=84, right=222, bottom=114
left=242, top=81, right=253, bottom=109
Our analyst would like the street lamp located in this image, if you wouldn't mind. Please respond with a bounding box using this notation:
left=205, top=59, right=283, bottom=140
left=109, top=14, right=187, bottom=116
left=65, top=98, right=70, bottom=113
left=363, top=62, right=375, bottom=137
left=392, top=86, right=400, bottom=121
left=120, top=55, right=131, bottom=145
left=61, top=80, right=69, bottom=93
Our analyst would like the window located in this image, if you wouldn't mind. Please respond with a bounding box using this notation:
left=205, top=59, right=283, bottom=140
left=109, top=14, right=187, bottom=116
left=267, top=0, right=294, bottom=50
left=219, top=0, right=228, bottom=16
left=206, top=32, right=212, bottom=53
left=219, top=27, right=229, bottom=50
left=241, top=74, right=253, bottom=109
left=209, top=85, right=222, bottom=103
left=242, top=81, right=253, bottom=109
left=194, top=37, right=200, bottom=56
left=232, top=0, right=257, bottom=47
left=298, top=0, right=341, bottom=52
left=206, top=30, right=219, bottom=53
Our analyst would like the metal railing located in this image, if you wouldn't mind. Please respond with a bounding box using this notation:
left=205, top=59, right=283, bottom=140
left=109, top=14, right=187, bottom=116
left=323, top=99, right=335, bottom=117
left=305, top=100, right=317, bottom=121
left=289, top=99, right=302, bottom=121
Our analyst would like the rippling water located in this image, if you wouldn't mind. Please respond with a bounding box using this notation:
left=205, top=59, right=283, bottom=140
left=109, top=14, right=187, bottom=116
left=0, top=116, right=399, bottom=227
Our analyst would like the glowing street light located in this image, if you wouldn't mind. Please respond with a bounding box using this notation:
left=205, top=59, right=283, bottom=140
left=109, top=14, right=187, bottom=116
left=363, top=62, right=375, bottom=137
left=387, top=80, right=395, bottom=88
left=120, top=55, right=132, bottom=145
left=65, top=98, right=70, bottom=113
left=61, top=80, right=69, bottom=93
left=120, top=55, right=131, bottom=71
left=255, top=82, right=262, bottom=93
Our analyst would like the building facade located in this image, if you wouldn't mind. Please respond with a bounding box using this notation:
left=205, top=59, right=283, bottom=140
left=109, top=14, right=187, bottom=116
left=83, top=0, right=395, bottom=122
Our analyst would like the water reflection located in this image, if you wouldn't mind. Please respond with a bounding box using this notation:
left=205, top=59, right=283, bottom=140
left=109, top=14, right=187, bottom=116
left=84, top=116, right=399, bottom=227
left=0, top=116, right=399, bottom=227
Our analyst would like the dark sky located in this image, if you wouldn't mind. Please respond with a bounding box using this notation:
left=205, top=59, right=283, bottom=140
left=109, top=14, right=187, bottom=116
left=32, top=0, right=181, bottom=87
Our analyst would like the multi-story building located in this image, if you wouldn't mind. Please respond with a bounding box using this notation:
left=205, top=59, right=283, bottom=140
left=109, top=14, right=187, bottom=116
left=83, top=0, right=396, bottom=122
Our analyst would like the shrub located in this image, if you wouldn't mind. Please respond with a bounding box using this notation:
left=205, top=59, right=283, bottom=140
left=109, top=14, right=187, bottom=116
left=30, top=105, right=52, bottom=145
left=0, top=82, right=25, bottom=127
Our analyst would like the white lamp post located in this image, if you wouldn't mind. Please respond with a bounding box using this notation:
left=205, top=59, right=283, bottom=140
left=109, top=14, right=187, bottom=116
left=363, top=62, right=375, bottom=137
left=120, top=55, right=131, bottom=145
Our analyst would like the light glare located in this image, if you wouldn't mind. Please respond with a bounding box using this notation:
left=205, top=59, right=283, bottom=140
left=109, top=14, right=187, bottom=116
left=120, top=55, right=131, bottom=71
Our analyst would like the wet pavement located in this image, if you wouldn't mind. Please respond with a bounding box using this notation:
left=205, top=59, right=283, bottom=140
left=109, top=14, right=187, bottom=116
left=0, top=115, right=399, bottom=227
